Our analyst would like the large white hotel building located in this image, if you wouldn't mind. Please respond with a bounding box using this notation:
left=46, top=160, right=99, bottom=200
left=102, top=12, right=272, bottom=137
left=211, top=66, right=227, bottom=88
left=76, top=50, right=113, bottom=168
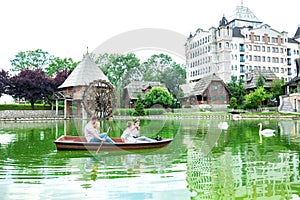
left=185, top=5, right=300, bottom=83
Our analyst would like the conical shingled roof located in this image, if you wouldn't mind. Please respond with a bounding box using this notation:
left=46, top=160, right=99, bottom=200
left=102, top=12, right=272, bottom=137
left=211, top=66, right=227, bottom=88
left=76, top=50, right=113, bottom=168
left=58, top=54, right=110, bottom=89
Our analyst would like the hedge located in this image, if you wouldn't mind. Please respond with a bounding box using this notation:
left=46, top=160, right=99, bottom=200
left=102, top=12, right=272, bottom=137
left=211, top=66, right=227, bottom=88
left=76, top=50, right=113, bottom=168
left=114, top=108, right=165, bottom=116
left=0, top=104, right=64, bottom=110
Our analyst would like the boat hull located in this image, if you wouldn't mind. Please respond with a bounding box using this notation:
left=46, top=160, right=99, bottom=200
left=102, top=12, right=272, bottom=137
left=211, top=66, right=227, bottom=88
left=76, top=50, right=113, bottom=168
left=54, top=136, right=173, bottom=151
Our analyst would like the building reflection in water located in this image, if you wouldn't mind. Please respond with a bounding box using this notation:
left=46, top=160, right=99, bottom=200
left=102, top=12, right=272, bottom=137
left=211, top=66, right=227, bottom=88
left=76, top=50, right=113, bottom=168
left=187, top=149, right=299, bottom=199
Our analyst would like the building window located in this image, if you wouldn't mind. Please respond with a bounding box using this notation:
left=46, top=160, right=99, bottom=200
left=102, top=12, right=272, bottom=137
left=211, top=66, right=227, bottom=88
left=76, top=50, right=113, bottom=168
left=262, top=46, right=265, bottom=52
left=287, top=48, right=291, bottom=56
left=240, top=65, right=245, bottom=73
left=267, top=47, right=270, bottom=52
left=213, top=85, right=218, bottom=90
left=212, top=96, right=217, bottom=101
left=220, top=96, right=224, bottom=101
left=288, top=68, right=292, bottom=75
left=240, top=44, right=245, bottom=52
left=240, top=55, right=245, bottom=62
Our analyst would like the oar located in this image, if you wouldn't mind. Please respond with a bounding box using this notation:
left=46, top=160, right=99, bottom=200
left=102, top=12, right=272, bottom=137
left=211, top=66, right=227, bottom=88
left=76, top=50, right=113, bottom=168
left=96, top=127, right=111, bottom=154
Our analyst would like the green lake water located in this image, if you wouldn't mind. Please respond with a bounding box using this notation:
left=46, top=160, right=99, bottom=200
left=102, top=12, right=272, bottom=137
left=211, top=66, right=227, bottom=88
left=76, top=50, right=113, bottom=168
left=0, top=118, right=300, bottom=200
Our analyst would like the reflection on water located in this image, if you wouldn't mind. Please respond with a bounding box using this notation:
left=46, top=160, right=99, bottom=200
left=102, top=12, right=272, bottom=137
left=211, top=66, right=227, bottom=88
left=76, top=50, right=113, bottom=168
left=0, top=119, right=300, bottom=199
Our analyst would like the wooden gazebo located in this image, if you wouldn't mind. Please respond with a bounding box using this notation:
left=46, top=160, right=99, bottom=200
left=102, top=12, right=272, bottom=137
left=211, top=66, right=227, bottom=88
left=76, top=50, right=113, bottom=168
left=58, top=53, right=114, bottom=119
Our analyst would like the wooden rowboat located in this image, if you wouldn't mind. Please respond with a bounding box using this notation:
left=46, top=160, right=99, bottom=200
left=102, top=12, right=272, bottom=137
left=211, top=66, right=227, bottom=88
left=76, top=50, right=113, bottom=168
left=54, top=135, right=173, bottom=151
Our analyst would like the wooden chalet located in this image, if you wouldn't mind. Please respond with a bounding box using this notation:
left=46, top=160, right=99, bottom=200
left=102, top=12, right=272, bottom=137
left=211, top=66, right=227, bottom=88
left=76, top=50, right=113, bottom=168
left=123, top=81, right=166, bottom=108
left=244, top=69, right=279, bottom=91
left=180, top=73, right=231, bottom=105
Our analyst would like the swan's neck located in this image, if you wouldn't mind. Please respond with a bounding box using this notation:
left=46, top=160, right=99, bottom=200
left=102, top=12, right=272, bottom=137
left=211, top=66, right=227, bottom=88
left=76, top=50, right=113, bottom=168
left=259, top=133, right=262, bottom=143
left=259, top=124, right=262, bottom=132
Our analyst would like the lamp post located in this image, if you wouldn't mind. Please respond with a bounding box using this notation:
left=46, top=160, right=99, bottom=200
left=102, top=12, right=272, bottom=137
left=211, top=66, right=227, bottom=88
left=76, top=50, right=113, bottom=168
left=294, top=98, right=297, bottom=112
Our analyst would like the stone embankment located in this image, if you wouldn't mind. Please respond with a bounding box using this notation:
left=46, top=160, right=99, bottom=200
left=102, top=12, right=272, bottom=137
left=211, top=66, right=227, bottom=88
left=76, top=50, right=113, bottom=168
left=1, top=110, right=299, bottom=121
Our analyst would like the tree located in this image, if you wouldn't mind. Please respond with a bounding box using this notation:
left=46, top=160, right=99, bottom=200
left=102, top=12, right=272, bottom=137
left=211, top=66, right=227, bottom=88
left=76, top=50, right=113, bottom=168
left=10, top=49, right=54, bottom=72
left=140, top=54, right=172, bottom=81
left=45, top=57, right=78, bottom=77
left=244, top=87, right=271, bottom=109
left=144, top=87, right=173, bottom=108
left=138, top=53, right=186, bottom=98
left=0, top=70, right=10, bottom=97
left=133, top=93, right=145, bottom=116
left=52, top=69, right=72, bottom=88
left=6, top=69, right=54, bottom=109
left=94, top=53, right=141, bottom=107
left=95, top=53, right=140, bottom=87
left=227, top=76, right=246, bottom=106
left=270, top=79, right=284, bottom=100
left=256, top=73, right=265, bottom=87
left=229, top=97, right=238, bottom=109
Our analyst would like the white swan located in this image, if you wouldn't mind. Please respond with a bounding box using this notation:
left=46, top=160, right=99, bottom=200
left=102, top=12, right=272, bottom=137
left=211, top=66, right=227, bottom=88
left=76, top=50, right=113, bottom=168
left=218, top=122, right=229, bottom=130
left=258, top=123, right=275, bottom=143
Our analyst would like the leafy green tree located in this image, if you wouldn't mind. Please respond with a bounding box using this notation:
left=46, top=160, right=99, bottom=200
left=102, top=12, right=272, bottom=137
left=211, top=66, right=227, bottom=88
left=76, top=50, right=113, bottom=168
left=45, top=57, right=79, bottom=77
left=256, top=73, right=265, bottom=87
left=244, top=87, right=271, bottom=109
left=144, top=87, right=173, bottom=108
left=95, top=53, right=140, bottom=87
left=93, top=53, right=185, bottom=107
left=270, top=79, right=284, bottom=100
left=227, top=76, right=246, bottom=106
left=229, top=97, right=238, bottom=109
left=139, top=53, right=186, bottom=98
left=10, top=49, right=54, bottom=71
left=133, top=93, right=145, bottom=116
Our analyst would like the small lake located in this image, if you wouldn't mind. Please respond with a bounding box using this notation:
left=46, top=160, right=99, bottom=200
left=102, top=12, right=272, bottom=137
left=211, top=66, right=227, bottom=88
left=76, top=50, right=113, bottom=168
left=0, top=118, right=300, bottom=199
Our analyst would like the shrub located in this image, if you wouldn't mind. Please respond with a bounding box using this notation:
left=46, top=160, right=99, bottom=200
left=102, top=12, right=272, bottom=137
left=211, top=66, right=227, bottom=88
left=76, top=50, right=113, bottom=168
left=229, top=97, right=238, bottom=109
left=132, top=93, right=145, bottom=116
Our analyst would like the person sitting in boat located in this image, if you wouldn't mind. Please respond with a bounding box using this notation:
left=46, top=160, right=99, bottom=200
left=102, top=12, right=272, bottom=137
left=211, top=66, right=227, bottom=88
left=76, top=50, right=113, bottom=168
left=85, top=116, right=115, bottom=144
left=121, top=121, right=155, bottom=143
left=131, top=118, right=141, bottom=138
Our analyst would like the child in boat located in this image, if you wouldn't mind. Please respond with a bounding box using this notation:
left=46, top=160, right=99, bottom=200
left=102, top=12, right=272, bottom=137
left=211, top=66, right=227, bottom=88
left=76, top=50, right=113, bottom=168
left=121, top=121, right=155, bottom=143
left=84, top=116, right=115, bottom=144
left=131, top=118, right=140, bottom=138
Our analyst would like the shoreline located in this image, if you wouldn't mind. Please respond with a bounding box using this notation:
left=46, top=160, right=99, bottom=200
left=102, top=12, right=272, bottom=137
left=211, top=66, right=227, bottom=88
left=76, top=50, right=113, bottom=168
left=0, top=113, right=299, bottom=121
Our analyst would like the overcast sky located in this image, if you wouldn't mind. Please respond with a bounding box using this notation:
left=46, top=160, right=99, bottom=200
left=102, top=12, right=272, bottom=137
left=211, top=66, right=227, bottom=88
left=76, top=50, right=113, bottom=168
left=0, top=0, right=299, bottom=71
